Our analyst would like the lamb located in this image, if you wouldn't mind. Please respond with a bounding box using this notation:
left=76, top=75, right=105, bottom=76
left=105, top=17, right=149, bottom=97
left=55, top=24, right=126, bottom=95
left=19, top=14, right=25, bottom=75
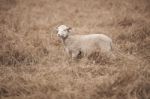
left=56, top=25, right=113, bottom=59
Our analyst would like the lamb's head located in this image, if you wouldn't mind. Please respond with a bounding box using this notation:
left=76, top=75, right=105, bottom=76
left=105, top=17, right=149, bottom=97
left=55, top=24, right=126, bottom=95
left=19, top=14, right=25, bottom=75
left=56, top=25, right=71, bottom=39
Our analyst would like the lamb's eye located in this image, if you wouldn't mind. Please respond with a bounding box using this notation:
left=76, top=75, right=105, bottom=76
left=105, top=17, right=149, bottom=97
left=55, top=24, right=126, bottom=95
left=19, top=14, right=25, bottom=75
left=64, top=30, right=68, bottom=32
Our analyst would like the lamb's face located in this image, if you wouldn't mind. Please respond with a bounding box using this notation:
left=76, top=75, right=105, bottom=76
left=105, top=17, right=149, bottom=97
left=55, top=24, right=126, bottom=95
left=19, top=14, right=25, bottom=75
left=56, top=25, right=71, bottom=38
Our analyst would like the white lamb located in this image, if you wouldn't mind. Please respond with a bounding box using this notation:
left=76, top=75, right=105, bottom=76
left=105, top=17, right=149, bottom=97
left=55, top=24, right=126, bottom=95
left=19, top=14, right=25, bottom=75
left=56, top=25, right=113, bottom=59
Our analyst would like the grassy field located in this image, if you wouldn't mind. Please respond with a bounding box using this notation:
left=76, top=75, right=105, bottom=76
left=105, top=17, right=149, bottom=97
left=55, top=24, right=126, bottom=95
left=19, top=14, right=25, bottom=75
left=0, top=0, right=150, bottom=99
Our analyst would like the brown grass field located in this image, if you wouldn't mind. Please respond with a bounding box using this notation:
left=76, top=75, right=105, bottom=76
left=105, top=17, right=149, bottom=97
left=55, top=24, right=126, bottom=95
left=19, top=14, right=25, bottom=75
left=0, top=0, right=150, bottom=99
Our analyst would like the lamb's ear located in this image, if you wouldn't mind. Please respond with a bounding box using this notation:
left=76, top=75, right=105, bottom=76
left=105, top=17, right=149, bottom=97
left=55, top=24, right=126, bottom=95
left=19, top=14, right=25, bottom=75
left=54, top=27, right=58, bottom=33
left=67, top=27, right=72, bottom=32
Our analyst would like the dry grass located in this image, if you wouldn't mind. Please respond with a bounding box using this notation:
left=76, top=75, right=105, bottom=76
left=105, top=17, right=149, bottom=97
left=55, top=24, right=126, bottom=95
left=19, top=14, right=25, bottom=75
left=0, top=0, right=150, bottom=99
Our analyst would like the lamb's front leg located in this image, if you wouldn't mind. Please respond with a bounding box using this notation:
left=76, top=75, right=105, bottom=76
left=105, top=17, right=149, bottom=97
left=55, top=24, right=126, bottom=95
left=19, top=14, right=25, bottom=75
left=65, top=48, right=71, bottom=58
left=71, top=50, right=80, bottom=59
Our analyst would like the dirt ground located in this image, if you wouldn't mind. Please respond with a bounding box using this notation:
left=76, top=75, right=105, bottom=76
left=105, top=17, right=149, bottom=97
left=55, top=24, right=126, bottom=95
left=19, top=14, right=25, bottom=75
left=0, top=0, right=150, bottom=99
